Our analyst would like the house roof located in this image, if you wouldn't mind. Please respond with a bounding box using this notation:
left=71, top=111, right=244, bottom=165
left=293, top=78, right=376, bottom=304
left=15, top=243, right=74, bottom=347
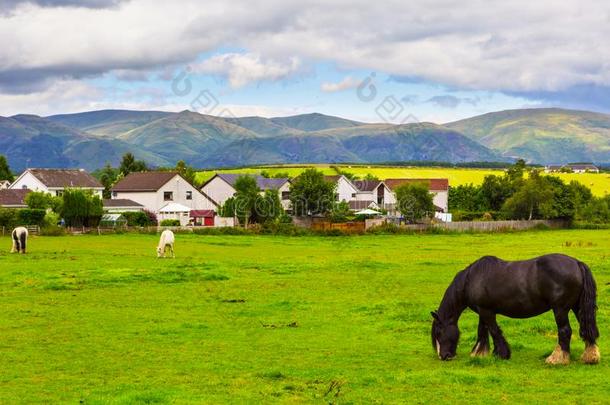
left=190, top=210, right=215, bottom=217
left=353, top=180, right=381, bottom=192
left=211, top=173, right=289, bottom=190
left=0, top=189, right=30, bottom=207
left=384, top=178, right=449, bottom=191
left=112, top=171, right=178, bottom=192
left=103, top=199, right=144, bottom=208
left=25, top=168, right=102, bottom=188
left=323, top=175, right=343, bottom=183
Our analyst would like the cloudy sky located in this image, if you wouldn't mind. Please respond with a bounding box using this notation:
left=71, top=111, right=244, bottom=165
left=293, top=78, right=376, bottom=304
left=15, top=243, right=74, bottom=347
left=1, top=0, right=609, bottom=123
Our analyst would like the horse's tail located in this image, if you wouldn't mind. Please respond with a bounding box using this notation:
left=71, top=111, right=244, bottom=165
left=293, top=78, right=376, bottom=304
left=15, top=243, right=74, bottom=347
left=12, top=229, right=19, bottom=251
left=578, top=261, right=599, bottom=344
left=19, top=229, right=27, bottom=253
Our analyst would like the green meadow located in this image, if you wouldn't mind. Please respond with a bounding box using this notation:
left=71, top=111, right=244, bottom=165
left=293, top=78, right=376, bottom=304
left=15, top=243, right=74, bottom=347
left=1, top=230, right=609, bottom=403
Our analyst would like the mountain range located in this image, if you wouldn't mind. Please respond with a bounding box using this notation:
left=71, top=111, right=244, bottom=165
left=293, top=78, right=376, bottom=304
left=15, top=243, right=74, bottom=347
left=0, top=107, right=608, bottom=171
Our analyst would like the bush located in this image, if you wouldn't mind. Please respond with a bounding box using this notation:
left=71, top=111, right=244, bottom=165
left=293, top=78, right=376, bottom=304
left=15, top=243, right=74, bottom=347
left=160, top=219, right=180, bottom=226
left=121, top=211, right=155, bottom=226
left=18, top=209, right=46, bottom=226
left=0, top=208, right=19, bottom=229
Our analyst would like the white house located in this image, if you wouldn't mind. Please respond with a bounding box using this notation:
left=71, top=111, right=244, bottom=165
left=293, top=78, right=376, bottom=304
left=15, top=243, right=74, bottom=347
left=201, top=173, right=292, bottom=210
left=323, top=175, right=360, bottom=203
left=112, top=171, right=217, bottom=226
left=352, top=180, right=395, bottom=207
left=10, top=168, right=104, bottom=197
left=385, top=178, right=449, bottom=213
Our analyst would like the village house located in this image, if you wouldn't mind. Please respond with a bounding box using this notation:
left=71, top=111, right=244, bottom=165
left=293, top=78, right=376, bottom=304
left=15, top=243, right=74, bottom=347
left=111, top=172, right=217, bottom=226
left=0, top=189, right=31, bottom=209
left=384, top=178, right=450, bottom=213
left=323, top=175, right=359, bottom=203
left=9, top=168, right=104, bottom=197
left=201, top=173, right=292, bottom=210
left=352, top=180, right=395, bottom=207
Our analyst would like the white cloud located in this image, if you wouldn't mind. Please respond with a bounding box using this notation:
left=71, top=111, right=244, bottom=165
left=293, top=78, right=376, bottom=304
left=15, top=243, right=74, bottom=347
left=1, top=0, right=610, bottom=97
left=192, top=53, right=301, bottom=88
left=320, top=76, right=360, bottom=93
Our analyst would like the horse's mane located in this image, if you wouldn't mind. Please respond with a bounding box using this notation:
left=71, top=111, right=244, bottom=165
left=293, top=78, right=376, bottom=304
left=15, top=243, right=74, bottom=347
left=437, top=266, right=471, bottom=321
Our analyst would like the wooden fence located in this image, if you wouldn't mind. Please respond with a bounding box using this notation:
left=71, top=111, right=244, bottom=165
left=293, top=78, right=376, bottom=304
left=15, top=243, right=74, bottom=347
left=310, top=221, right=366, bottom=233
left=401, top=219, right=569, bottom=232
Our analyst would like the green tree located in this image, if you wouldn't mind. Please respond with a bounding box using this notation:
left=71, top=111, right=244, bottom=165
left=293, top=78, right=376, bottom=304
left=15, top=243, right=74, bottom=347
left=175, top=160, right=198, bottom=187
left=506, top=158, right=527, bottom=182
left=61, top=189, right=104, bottom=227
left=363, top=173, right=380, bottom=181
left=395, top=183, right=435, bottom=223
left=330, top=200, right=351, bottom=223
left=254, top=189, right=283, bottom=224
left=234, top=175, right=260, bottom=228
left=0, top=155, right=13, bottom=182
left=502, top=171, right=555, bottom=220
left=119, top=153, right=147, bottom=176
left=448, top=183, right=484, bottom=212
left=98, top=163, right=119, bottom=199
left=289, top=169, right=336, bottom=216
left=25, top=191, right=62, bottom=212
left=479, top=174, right=515, bottom=211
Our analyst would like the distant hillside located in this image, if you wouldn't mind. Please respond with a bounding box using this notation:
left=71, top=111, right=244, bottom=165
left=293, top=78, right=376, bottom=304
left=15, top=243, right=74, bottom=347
left=6, top=107, right=609, bottom=170
left=446, top=108, right=610, bottom=163
left=0, top=114, right=171, bottom=170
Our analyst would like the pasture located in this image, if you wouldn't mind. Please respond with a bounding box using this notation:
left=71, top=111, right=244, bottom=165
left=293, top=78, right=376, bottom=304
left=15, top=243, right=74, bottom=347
left=1, top=230, right=609, bottom=403
left=196, top=165, right=610, bottom=196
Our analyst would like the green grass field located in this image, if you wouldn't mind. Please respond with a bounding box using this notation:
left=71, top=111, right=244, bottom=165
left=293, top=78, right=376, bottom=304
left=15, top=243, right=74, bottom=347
left=1, top=230, right=609, bottom=403
left=196, top=165, right=610, bottom=196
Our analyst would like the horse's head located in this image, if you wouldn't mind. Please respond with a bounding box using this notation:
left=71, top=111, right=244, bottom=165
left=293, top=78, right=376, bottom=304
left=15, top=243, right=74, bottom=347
left=431, top=311, right=459, bottom=360
left=156, top=246, right=163, bottom=257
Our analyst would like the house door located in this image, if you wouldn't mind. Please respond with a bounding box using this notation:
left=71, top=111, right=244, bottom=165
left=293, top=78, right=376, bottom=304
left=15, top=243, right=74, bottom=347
left=204, top=216, right=214, bottom=226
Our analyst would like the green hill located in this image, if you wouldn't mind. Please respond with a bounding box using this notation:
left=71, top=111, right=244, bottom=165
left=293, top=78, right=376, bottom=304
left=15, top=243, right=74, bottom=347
left=446, top=108, right=610, bottom=163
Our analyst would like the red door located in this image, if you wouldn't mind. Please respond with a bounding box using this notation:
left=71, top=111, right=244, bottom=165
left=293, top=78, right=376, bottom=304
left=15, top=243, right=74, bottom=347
left=204, top=216, right=214, bottom=226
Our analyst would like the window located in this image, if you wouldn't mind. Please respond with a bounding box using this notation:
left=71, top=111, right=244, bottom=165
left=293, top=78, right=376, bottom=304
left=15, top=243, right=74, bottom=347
left=56, top=190, right=63, bottom=197
left=281, top=191, right=290, bottom=200
left=164, top=192, right=173, bottom=201
left=112, top=191, right=118, bottom=198
left=351, top=193, right=356, bottom=198
left=186, top=191, right=193, bottom=200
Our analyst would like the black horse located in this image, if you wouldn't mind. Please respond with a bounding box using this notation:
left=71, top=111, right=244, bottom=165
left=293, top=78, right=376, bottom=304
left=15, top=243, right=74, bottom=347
left=431, top=254, right=600, bottom=364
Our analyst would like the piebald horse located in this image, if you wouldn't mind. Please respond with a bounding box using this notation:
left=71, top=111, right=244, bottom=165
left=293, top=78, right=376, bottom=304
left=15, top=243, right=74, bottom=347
left=431, top=254, right=600, bottom=365
left=157, top=229, right=175, bottom=258
left=11, top=226, right=28, bottom=254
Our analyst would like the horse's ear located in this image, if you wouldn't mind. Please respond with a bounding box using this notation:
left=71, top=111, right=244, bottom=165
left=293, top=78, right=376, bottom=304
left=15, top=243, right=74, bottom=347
left=430, top=311, right=439, bottom=321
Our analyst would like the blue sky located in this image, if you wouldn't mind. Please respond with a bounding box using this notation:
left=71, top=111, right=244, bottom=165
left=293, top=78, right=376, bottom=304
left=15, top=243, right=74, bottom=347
left=1, top=0, right=608, bottom=122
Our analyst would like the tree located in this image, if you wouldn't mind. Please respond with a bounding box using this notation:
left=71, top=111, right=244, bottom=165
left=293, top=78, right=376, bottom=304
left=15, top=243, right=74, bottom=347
left=175, top=160, right=198, bottom=187
left=502, top=171, right=555, bottom=220
left=254, top=189, right=283, bottom=224
left=330, top=200, right=351, bottom=223
left=363, top=173, right=380, bottom=181
left=289, top=169, right=336, bottom=217
left=233, top=175, right=260, bottom=228
left=61, top=189, right=104, bottom=227
left=0, top=155, right=13, bottom=182
left=25, top=191, right=62, bottom=212
left=395, top=183, right=435, bottom=223
left=506, top=158, right=527, bottom=182
left=448, top=183, right=484, bottom=212
left=119, top=153, right=147, bottom=176
left=98, top=163, right=119, bottom=199
left=479, top=174, right=515, bottom=211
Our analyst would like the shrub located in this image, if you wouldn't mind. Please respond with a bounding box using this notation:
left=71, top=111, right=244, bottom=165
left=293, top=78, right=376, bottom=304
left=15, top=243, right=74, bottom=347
left=0, top=208, right=19, bottom=229
left=160, top=219, right=180, bottom=226
left=40, top=225, right=66, bottom=236
left=18, top=209, right=46, bottom=226
left=121, top=211, right=154, bottom=226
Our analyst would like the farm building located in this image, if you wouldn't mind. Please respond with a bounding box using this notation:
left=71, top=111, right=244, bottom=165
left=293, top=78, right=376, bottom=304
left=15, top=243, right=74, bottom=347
left=201, top=174, right=291, bottom=210
left=103, top=199, right=144, bottom=213
left=545, top=164, right=600, bottom=173
left=0, top=189, right=30, bottom=208
left=111, top=172, right=217, bottom=221
left=10, top=168, right=104, bottom=197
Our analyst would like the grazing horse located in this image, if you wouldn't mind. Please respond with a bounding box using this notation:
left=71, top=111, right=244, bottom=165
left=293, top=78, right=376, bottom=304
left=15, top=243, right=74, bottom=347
left=431, top=254, right=600, bottom=365
left=156, top=230, right=175, bottom=258
left=11, top=227, right=28, bottom=254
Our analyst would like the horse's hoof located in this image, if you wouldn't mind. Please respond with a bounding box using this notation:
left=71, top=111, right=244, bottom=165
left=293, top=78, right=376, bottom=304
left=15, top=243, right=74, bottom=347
left=546, top=345, right=570, bottom=365
left=581, top=344, right=600, bottom=365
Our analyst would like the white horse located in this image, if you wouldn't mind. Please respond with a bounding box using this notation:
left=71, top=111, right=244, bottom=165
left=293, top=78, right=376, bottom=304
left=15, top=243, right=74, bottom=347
left=156, top=230, right=175, bottom=258
left=11, top=226, right=28, bottom=254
